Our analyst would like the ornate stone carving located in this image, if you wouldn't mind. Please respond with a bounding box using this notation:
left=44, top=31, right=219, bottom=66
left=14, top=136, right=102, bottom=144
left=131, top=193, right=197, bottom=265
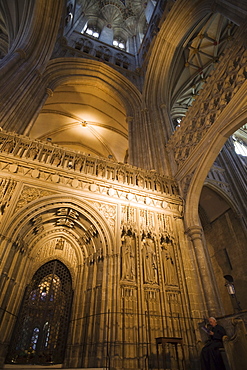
left=0, top=131, right=182, bottom=206
left=93, top=201, right=116, bottom=230
left=139, top=209, right=155, bottom=233
left=167, top=39, right=247, bottom=168
left=35, top=237, right=77, bottom=269
left=15, top=186, right=56, bottom=213
left=0, top=178, right=17, bottom=220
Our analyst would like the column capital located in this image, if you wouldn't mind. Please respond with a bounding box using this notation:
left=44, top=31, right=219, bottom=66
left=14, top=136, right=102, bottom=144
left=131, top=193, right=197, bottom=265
left=46, top=87, right=54, bottom=97
left=160, top=103, right=167, bottom=109
left=126, top=116, right=133, bottom=124
left=185, top=225, right=203, bottom=241
left=15, top=48, right=26, bottom=59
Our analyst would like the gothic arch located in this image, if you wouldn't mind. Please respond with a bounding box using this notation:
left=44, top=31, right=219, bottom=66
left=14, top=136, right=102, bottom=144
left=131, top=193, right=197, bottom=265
left=183, top=104, right=247, bottom=230
left=143, top=0, right=213, bottom=106
left=1, top=194, right=116, bottom=367
left=200, top=182, right=241, bottom=218
left=21, top=58, right=143, bottom=137
left=3, top=194, right=114, bottom=253
left=1, top=194, right=115, bottom=296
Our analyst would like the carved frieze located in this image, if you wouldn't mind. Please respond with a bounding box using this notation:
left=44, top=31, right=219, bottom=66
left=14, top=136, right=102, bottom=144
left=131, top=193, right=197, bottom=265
left=93, top=201, right=116, bottom=230
left=0, top=131, right=181, bottom=202
left=167, top=39, right=247, bottom=169
left=15, top=186, right=56, bottom=213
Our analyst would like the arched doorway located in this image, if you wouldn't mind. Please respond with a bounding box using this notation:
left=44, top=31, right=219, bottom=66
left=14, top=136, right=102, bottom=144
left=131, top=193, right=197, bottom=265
left=6, top=260, right=73, bottom=365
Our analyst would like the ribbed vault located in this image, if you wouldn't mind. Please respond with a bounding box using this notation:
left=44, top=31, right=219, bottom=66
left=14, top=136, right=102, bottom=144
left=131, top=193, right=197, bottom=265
left=26, top=58, right=142, bottom=163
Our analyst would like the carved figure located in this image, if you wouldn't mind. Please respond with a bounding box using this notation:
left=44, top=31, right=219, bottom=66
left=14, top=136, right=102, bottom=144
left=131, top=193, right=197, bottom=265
left=3, top=139, right=15, bottom=153
left=142, top=238, right=157, bottom=284
left=75, top=159, right=83, bottom=171
left=26, top=146, right=39, bottom=160
left=118, top=171, right=125, bottom=183
left=161, top=241, right=178, bottom=286
left=52, top=154, right=61, bottom=166
left=121, top=236, right=135, bottom=281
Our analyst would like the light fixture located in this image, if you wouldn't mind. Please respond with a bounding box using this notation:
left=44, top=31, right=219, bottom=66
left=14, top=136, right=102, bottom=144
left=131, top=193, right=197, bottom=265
left=81, top=121, right=87, bottom=127
left=224, top=275, right=242, bottom=311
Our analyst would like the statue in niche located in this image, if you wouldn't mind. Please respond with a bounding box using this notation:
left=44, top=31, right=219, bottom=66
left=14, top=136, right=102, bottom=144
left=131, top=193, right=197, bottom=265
left=26, top=145, right=39, bottom=160
left=142, top=238, right=157, bottom=284
left=155, top=181, right=162, bottom=192
left=3, top=139, right=15, bottom=153
left=137, top=175, right=145, bottom=188
left=121, top=235, right=135, bottom=281
left=97, top=164, right=104, bottom=177
left=161, top=237, right=178, bottom=286
left=75, top=158, right=83, bottom=172
left=117, top=171, right=125, bottom=183
left=52, top=153, right=61, bottom=166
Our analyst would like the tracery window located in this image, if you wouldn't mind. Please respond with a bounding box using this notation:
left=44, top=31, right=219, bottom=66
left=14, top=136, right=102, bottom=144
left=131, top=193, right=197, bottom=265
left=6, top=260, right=73, bottom=365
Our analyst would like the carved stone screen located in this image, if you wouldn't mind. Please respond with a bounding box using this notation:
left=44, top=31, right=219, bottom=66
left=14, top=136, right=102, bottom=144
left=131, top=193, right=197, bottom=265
left=6, top=260, right=73, bottom=365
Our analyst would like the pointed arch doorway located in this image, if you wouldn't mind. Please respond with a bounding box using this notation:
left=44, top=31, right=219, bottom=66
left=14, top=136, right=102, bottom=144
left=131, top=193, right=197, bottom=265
left=6, top=260, right=73, bottom=365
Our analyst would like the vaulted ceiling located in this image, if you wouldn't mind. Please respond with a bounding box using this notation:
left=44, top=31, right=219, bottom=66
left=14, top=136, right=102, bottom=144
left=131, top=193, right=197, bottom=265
left=29, top=80, right=128, bottom=162
left=0, top=0, right=245, bottom=162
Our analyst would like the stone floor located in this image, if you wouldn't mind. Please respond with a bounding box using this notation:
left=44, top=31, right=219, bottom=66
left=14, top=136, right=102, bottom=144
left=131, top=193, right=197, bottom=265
left=4, top=366, right=105, bottom=370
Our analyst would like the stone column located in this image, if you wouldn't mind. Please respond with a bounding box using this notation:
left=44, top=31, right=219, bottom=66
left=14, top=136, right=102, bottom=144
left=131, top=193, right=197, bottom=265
left=0, top=0, right=63, bottom=132
left=186, top=225, right=223, bottom=317
left=127, top=110, right=152, bottom=170
left=99, top=25, right=113, bottom=45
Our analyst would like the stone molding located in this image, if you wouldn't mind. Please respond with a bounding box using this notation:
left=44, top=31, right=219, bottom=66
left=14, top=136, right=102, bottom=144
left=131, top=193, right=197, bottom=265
left=0, top=130, right=183, bottom=216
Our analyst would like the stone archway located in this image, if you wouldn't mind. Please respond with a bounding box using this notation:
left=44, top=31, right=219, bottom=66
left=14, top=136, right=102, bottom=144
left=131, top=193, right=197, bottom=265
left=1, top=195, right=114, bottom=368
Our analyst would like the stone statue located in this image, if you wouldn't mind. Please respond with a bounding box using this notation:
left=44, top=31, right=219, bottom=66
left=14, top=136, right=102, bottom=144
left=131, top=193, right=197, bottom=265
left=26, top=145, right=39, bottom=160
left=121, top=236, right=135, bottom=281
left=142, top=238, right=157, bottom=284
left=161, top=241, right=178, bottom=286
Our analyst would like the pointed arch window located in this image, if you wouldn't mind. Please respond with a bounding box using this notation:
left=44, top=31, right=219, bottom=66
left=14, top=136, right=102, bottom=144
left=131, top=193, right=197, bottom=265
left=6, top=260, right=73, bottom=365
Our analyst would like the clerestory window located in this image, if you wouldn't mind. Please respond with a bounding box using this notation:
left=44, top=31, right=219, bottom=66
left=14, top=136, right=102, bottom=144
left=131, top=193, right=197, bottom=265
left=113, top=39, right=125, bottom=50
left=82, top=24, right=100, bottom=39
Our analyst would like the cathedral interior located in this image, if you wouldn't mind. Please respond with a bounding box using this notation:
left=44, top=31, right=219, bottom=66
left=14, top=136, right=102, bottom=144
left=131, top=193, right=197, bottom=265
left=0, top=0, right=247, bottom=369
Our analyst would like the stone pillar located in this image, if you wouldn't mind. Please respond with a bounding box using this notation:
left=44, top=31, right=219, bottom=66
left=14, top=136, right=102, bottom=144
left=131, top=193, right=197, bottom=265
left=0, top=0, right=63, bottom=132
left=99, top=25, right=113, bottom=45
left=127, top=110, right=152, bottom=170
left=186, top=225, right=223, bottom=317
left=145, top=0, right=155, bottom=23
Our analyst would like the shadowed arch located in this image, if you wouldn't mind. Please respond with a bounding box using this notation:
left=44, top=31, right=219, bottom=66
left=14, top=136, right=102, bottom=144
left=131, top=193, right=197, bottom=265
left=183, top=104, right=247, bottom=230
left=143, top=0, right=214, bottom=107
